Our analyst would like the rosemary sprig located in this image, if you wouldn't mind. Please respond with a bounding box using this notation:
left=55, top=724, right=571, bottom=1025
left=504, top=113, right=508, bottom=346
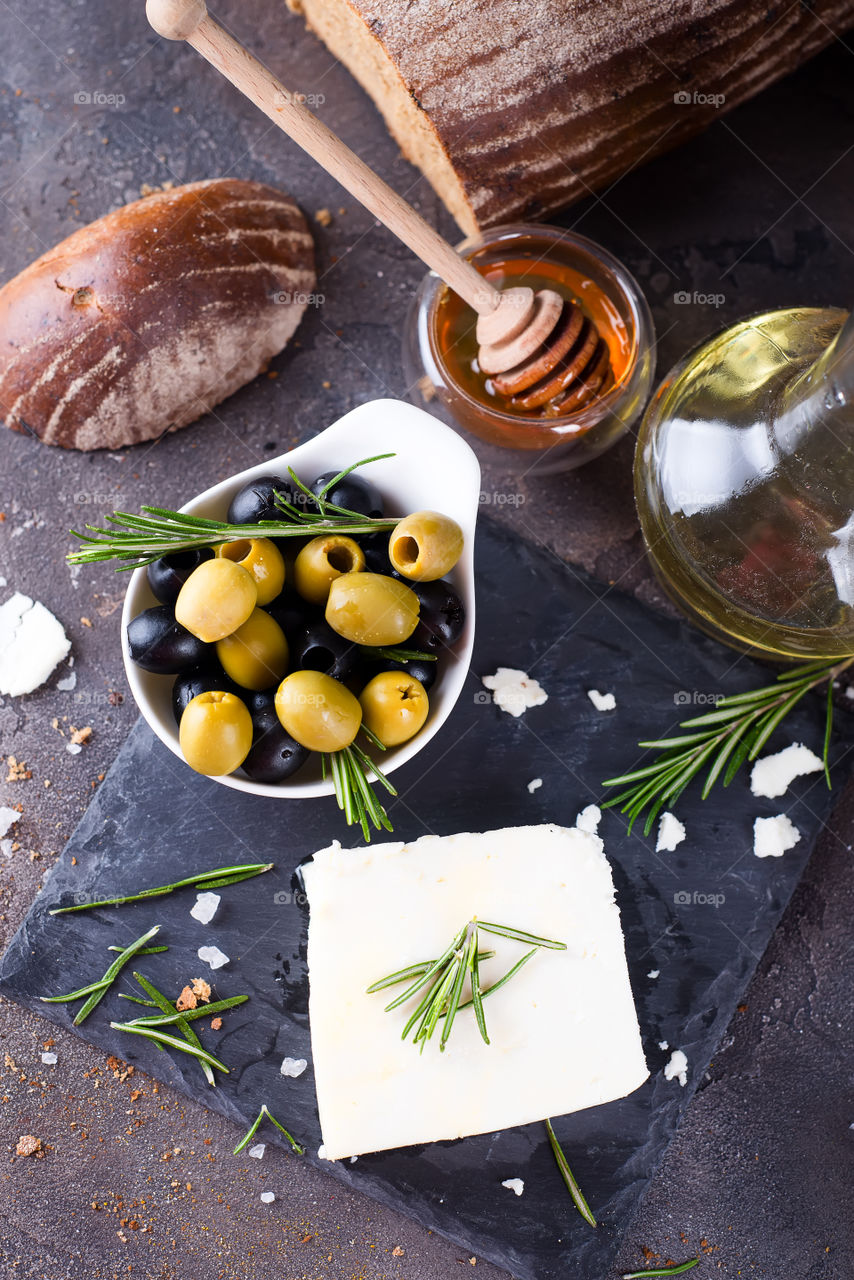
left=324, top=740, right=397, bottom=842
left=40, top=926, right=162, bottom=1025
left=124, top=993, right=248, bottom=1027
left=369, top=918, right=566, bottom=1051
left=545, top=1118, right=597, bottom=1228
left=359, top=644, right=437, bottom=664
left=233, top=1103, right=304, bottom=1155
left=110, top=1021, right=229, bottom=1074
left=67, top=454, right=398, bottom=570
left=49, top=862, right=273, bottom=915
left=602, top=658, right=852, bottom=834
left=621, top=1262, right=699, bottom=1278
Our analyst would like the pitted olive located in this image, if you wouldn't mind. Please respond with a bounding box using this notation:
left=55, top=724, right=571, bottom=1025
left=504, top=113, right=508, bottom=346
left=294, top=535, right=365, bottom=605
left=388, top=511, right=463, bottom=581
left=274, top=670, right=362, bottom=752
left=215, top=608, right=289, bottom=691
left=179, top=690, right=253, bottom=775
left=359, top=671, right=429, bottom=746
left=325, top=572, right=419, bottom=646
left=175, top=558, right=257, bottom=643
left=216, top=537, right=285, bottom=606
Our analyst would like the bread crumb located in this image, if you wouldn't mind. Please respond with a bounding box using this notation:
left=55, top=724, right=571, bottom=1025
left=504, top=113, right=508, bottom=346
left=191, top=977, right=211, bottom=1002
left=69, top=725, right=92, bottom=746
left=6, top=756, right=32, bottom=782
left=314, top=207, right=332, bottom=227
left=80, top=617, right=93, bottom=628
left=210, top=1017, right=222, bottom=1030
left=175, top=986, right=198, bottom=1012
left=16, top=1134, right=42, bottom=1157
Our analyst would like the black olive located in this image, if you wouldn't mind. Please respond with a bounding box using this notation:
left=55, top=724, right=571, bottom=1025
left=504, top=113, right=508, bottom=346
left=171, top=666, right=241, bottom=725
left=242, top=698, right=310, bottom=783
left=127, top=607, right=210, bottom=675
left=293, top=620, right=359, bottom=681
left=410, top=579, right=466, bottom=653
left=374, top=656, right=438, bottom=692
left=311, top=470, right=384, bottom=518
left=146, top=547, right=214, bottom=606
left=264, top=587, right=318, bottom=641
left=359, top=530, right=399, bottom=576
left=227, top=474, right=299, bottom=525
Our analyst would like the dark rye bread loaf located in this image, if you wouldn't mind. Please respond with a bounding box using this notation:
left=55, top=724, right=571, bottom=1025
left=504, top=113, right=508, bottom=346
left=0, top=178, right=315, bottom=450
left=287, top=0, right=854, bottom=234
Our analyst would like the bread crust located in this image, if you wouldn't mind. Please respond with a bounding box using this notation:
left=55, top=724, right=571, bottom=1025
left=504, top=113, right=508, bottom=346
left=0, top=178, right=315, bottom=450
left=290, top=0, right=854, bottom=233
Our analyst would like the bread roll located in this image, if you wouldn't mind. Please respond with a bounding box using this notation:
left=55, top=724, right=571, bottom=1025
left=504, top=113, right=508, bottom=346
left=0, top=178, right=315, bottom=450
left=288, top=0, right=853, bottom=234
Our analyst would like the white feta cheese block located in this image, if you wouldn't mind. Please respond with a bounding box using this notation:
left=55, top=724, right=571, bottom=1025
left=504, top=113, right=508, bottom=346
left=0, top=592, right=71, bottom=696
left=303, top=823, right=648, bottom=1160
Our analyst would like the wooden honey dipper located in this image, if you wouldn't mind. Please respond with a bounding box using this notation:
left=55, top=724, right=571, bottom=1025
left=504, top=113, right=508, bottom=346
left=146, top=0, right=610, bottom=416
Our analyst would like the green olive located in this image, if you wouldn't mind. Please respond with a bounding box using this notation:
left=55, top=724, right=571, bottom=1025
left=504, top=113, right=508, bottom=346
left=359, top=671, right=429, bottom=746
left=388, top=511, right=464, bottom=582
left=215, top=608, right=289, bottom=691
left=175, top=557, right=258, bottom=642
left=179, top=690, right=253, bottom=775
left=293, top=535, right=366, bottom=605
left=216, top=537, right=285, bottom=606
left=275, top=670, right=362, bottom=752
left=325, top=572, right=419, bottom=645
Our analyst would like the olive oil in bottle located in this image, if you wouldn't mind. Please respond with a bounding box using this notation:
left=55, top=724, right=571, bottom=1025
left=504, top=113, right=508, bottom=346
left=634, top=306, right=854, bottom=659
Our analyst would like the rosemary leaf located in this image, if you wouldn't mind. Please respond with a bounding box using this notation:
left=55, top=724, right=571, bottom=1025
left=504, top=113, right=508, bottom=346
left=457, top=947, right=537, bottom=1011
left=477, top=922, right=566, bottom=950
left=358, top=644, right=437, bottom=664
left=545, top=1118, right=597, bottom=1228
left=233, top=1103, right=304, bottom=1155
left=823, top=678, right=834, bottom=788
left=366, top=950, right=495, bottom=993
left=49, top=862, right=273, bottom=915
left=621, top=1262, right=699, bottom=1278
left=110, top=1021, right=229, bottom=1073
left=126, top=994, right=248, bottom=1026
left=40, top=926, right=161, bottom=1025
left=440, top=925, right=477, bottom=1049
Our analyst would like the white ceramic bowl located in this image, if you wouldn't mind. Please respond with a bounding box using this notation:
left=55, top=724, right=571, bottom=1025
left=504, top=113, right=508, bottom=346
left=121, top=398, right=481, bottom=799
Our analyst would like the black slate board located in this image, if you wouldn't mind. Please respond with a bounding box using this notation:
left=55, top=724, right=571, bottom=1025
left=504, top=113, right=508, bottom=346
left=2, top=517, right=850, bottom=1280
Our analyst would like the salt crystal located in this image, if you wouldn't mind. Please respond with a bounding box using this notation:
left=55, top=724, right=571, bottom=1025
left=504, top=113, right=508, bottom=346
left=280, top=1056, right=307, bottom=1078
left=526, top=777, right=543, bottom=794
left=248, top=1143, right=266, bottom=1159
left=648, top=970, right=660, bottom=980
left=190, top=892, right=221, bottom=925
left=40, top=1052, right=57, bottom=1065
left=56, top=671, right=77, bottom=692
left=587, top=689, right=616, bottom=712
left=260, top=1191, right=275, bottom=1203
left=501, top=1177, right=524, bottom=1196
left=66, top=742, right=82, bottom=756
left=664, top=1048, right=688, bottom=1086
left=197, top=945, right=229, bottom=970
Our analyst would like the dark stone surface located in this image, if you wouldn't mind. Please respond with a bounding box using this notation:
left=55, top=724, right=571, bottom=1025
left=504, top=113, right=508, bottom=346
left=4, top=520, right=850, bottom=1279
left=0, top=0, right=853, bottom=1276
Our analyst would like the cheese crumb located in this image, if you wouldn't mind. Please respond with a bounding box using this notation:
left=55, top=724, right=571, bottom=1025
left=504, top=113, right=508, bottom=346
left=280, top=1056, right=308, bottom=1078
left=648, top=970, right=660, bottom=979
left=40, top=1051, right=57, bottom=1065
left=190, top=892, right=221, bottom=925
left=656, top=812, right=686, bottom=852
left=658, top=1040, right=669, bottom=1050
left=753, top=813, right=801, bottom=858
left=575, top=804, right=601, bottom=835
left=0, top=593, right=71, bottom=696
left=750, top=742, right=823, bottom=799
left=197, top=945, right=229, bottom=970
left=482, top=668, right=548, bottom=717
left=0, top=807, right=21, bottom=839
left=664, top=1048, right=688, bottom=1086
left=587, top=689, right=616, bottom=712
left=501, top=1177, right=524, bottom=1196
left=259, top=1191, right=275, bottom=1203
left=526, top=777, right=543, bottom=794
left=248, top=1143, right=266, bottom=1159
